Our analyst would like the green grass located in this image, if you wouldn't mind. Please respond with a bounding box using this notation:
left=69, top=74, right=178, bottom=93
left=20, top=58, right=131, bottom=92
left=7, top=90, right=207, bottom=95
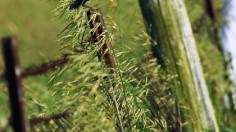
left=0, top=0, right=146, bottom=130
left=0, top=0, right=62, bottom=68
left=0, top=0, right=63, bottom=129
left=1, top=0, right=234, bottom=131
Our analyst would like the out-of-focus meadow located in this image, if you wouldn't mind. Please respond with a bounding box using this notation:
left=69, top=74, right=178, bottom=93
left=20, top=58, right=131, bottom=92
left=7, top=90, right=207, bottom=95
left=1, top=0, right=235, bottom=131
left=0, top=0, right=144, bottom=129
left=0, top=0, right=62, bottom=127
left=0, top=0, right=62, bottom=68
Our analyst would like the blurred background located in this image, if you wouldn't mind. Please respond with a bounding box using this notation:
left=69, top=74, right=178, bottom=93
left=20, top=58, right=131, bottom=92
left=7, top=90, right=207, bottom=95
left=0, top=0, right=62, bottom=69
left=1, top=0, right=236, bottom=131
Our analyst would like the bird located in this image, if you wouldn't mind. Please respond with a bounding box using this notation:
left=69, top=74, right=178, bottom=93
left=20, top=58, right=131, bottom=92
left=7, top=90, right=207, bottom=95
left=69, top=0, right=89, bottom=10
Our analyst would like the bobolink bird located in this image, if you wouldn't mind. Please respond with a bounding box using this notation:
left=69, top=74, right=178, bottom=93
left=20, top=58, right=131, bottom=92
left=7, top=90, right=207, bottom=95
left=69, top=0, right=89, bottom=9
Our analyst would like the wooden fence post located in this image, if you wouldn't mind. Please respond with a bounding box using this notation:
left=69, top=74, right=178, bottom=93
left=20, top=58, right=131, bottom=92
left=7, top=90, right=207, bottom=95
left=86, top=9, right=124, bottom=131
left=2, top=37, right=28, bottom=132
left=87, top=9, right=117, bottom=72
left=87, top=9, right=121, bottom=89
left=139, top=0, right=219, bottom=131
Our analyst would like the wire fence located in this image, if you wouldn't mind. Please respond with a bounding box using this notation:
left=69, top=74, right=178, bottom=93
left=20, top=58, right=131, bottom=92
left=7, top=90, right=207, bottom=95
left=0, top=8, right=116, bottom=132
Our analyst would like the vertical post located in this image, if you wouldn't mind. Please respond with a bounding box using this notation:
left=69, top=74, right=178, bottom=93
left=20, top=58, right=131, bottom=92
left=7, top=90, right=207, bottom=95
left=204, top=0, right=232, bottom=125
left=87, top=9, right=117, bottom=71
left=87, top=9, right=124, bottom=131
left=205, top=0, right=217, bottom=22
left=2, top=37, right=28, bottom=132
left=204, top=0, right=223, bottom=53
left=139, top=0, right=219, bottom=131
left=87, top=9, right=121, bottom=90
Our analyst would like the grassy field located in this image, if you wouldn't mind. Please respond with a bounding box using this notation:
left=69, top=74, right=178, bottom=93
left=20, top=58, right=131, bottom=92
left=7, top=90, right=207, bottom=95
left=0, top=1, right=63, bottom=128
left=1, top=0, right=233, bottom=131
left=0, top=0, right=144, bottom=66
left=0, top=0, right=62, bottom=68
left=0, top=0, right=145, bottom=129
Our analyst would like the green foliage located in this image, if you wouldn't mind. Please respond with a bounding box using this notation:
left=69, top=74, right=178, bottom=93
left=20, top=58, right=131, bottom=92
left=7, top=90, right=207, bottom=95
left=186, top=0, right=236, bottom=130
left=16, top=0, right=174, bottom=131
left=1, top=0, right=234, bottom=131
left=0, top=0, right=62, bottom=68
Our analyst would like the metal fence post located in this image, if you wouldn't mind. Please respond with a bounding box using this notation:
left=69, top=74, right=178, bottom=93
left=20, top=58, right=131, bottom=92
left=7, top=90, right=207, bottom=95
left=2, top=37, right=28, bottom=132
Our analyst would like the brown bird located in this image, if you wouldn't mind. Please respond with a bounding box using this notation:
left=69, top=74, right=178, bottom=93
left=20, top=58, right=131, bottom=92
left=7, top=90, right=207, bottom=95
left=69, top=0, right=89, bottom=9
